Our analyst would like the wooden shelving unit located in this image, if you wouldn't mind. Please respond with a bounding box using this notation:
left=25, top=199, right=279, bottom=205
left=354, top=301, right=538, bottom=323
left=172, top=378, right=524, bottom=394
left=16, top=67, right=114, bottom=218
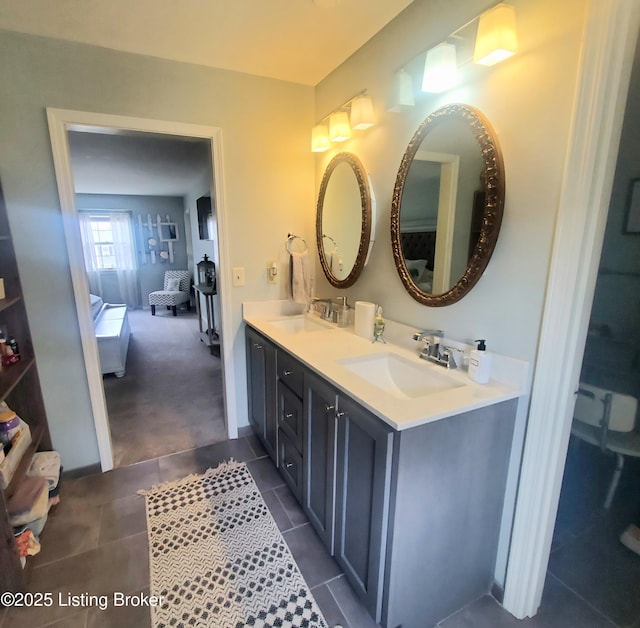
left=0, top=182, right=52, bottom=593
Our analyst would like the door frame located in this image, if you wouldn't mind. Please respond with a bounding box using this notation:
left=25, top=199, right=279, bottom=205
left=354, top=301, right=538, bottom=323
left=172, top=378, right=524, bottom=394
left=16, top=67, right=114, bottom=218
left=503, top=0, right=640, bottom=617
left=46, top=109, right=234, bottom=471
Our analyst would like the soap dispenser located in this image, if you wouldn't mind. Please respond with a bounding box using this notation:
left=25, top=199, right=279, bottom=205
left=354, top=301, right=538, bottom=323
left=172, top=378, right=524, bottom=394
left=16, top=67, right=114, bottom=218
left=468, top=339, right=491, bottom=384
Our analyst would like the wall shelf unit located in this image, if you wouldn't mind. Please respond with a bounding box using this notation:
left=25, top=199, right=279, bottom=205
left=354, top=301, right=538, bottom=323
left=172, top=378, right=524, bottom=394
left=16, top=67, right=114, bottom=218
left=0, top=182, right=52, bottom=593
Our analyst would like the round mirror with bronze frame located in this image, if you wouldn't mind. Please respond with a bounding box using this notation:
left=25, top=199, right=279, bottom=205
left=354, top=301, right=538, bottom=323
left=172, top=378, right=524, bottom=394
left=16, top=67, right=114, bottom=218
left=316, top=152, right=374, bottom=288
left=391, top=103, right=505, bottom=306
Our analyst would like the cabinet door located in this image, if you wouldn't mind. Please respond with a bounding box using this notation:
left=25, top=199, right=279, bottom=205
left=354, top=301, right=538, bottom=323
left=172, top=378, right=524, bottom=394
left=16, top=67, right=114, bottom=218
left=303, top=372, right=338, bottom=553
left=334, top=394, right=393, bottom=623
left=245, top=327, right=277, bottom=462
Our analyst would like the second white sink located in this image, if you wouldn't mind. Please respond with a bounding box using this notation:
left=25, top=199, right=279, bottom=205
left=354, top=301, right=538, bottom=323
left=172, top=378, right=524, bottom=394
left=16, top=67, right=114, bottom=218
left=338, top=352, right=465, bottom=399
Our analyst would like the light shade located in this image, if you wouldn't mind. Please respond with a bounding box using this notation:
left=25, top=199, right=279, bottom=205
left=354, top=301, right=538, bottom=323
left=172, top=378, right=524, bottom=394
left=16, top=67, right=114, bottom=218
left=350, top=96, right=375, bottom=130
left=421, top=43, right=458, bottom=93
left=473, top=3, right=517, bottom=66
left=311, top=124, right=330, bottom=152
left=387, top=69, right=415, bottom=112
left=329, top=111, right=351, bottom=142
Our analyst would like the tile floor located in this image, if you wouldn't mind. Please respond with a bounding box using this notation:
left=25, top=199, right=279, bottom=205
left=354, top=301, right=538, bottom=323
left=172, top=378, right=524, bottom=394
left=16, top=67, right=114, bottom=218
left=1, top=434, right=637, bottom=628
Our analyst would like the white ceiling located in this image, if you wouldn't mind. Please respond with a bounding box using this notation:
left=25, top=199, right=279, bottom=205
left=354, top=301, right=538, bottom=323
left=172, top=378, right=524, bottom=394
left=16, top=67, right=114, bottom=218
left=0, top=0, right=414, bottom=86
left=3, top=0, right=414, bottom=195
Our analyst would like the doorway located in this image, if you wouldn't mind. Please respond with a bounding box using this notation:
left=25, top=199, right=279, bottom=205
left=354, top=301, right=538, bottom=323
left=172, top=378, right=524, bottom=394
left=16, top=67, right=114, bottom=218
left=47, top=109, right=237, bottom=472
left=547, top=32, right=640, bottom=624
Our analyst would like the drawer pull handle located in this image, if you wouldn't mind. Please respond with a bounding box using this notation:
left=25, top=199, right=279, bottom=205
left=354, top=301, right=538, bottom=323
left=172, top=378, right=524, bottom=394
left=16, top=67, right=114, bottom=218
left=325, top=404, right=335, bottom=412
left=283, top=370, right=293, bottom=376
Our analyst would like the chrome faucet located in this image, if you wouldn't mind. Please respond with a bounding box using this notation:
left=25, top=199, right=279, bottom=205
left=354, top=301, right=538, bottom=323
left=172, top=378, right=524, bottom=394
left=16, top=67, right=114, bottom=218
left=413, top=329, right=443, bottom=361
left=310, top=298, right=333, bottom=321
left=413, top=329, right=460, bottom=369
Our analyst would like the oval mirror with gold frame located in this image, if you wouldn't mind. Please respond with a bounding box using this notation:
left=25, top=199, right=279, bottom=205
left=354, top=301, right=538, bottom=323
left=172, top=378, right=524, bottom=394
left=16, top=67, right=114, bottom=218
left=391, top=103, right=505, bottom=306
left=317, top=152, right=375, bottom=288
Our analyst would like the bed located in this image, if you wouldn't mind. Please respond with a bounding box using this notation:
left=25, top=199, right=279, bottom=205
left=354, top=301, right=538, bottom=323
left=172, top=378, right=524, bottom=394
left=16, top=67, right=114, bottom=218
left=90, top=294, right=131, bottom=377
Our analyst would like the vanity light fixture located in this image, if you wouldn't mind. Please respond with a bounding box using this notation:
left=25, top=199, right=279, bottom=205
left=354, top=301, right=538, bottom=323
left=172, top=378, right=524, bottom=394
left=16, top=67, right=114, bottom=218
left=350, top=96, right=375, bottom=130
left=311, top=90, right=376, bottom=151
left=311, top=124, right=331, bottom=152
left=392, top=2, right=517, bottom=100
left=387, top=69, right=415, bottom=112
left=421, top=42, right=458, bottom=93
left=473, top=2, right=518, bottom=66
left=329, top=111, right=351, bottom=142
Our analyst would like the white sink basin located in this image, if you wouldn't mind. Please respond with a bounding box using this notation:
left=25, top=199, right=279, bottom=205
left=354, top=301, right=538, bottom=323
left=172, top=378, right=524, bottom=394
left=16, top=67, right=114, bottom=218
left=269, top=315, right=335, bottom=334
left=338, top=352, right=465, bottom=399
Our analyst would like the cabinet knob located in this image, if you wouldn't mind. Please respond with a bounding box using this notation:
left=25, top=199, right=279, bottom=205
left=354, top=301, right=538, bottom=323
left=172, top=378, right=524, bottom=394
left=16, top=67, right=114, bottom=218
left=284, top=412, right=294, bottom=419
left=325, top=404, right=335, bottom=412
left=253, top=343, right=263, bottom=350
left=285, top=462, right=293, bottom=469
left=336, top=411, right=345, bottom=419
left=283, top=370, right=293, bottom=376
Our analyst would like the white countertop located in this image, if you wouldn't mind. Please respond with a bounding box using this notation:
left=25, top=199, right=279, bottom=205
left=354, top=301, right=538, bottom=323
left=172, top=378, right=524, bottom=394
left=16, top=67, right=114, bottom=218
left=243, top=300, right=529, bottom=432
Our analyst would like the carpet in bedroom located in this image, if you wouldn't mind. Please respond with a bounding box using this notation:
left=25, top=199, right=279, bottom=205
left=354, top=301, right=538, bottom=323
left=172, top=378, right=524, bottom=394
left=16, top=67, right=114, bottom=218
left=102, top=308, right=227, bottom=467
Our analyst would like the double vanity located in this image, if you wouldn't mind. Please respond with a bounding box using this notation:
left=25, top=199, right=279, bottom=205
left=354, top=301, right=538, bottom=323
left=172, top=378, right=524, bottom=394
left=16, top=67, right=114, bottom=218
left=243, top=300, right=527, bottom=628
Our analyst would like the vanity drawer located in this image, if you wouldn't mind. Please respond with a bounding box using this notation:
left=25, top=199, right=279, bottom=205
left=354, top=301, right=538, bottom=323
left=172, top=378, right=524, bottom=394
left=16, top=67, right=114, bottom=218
left=277, top=351, right=304, bottom=397
left=278, top=380, right=303, bottom=453
left=278, top=429, right=303, bottom=501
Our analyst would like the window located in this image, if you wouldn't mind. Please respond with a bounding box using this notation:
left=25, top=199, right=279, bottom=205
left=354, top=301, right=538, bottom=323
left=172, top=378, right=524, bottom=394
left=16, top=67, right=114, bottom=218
left=87, top=215, right=117, bottom=270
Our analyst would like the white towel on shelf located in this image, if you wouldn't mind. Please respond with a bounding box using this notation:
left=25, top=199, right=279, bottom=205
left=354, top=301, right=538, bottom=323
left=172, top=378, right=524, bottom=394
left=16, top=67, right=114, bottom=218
left=290, top=250, right=311, bottom=304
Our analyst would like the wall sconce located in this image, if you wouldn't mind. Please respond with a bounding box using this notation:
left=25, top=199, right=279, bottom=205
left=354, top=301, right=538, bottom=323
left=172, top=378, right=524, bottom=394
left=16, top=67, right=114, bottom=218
left=311, top=124, right=331, bottom=152
left=387, top=69, right=415, bottom=112
left=392, top=2, right=517, bottom=99
left=473, top=2, right=517, bottom=66
left=329, top=111, right=351, bottom=142
left=421, top=42, right=458, bottom=93
left=310, top=90, right=375, bottom=152
left=350, top=96, right=375, bottom=130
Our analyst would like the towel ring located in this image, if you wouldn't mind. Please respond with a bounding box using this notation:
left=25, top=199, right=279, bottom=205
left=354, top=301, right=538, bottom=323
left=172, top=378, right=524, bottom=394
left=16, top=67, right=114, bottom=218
left=286, top=233, right=308, bottom=254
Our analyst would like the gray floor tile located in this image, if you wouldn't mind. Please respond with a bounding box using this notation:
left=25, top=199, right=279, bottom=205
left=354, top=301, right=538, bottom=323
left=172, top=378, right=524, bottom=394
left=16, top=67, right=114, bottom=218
left=157, top=438, right=255, bottom=483
left=247, top=457, right=286, bottom=492
left=63, top=458, right=161, bottom=506
left=262, top=488, right=294, bottom=531
left=44, top=610, right=88, bottom=627
left=86, top=587, right=152, bottom=628
left=99, top=493, right=147, bottom=544
left=311, top=583, right=349, bottom=628
left=4, top=533, right=149, bottom=628
left=327, top=575, right=378, bottom=628
left=246, top=433, right=268, bottom=459
left=439, top=595, right=524, bottom=628
left=283, top=523, right=341, bottom=589
left=534, top=574, right=617, bottom=628
left=32, top=498, right=102, bottom=566
left=275, top=484, right=309, bottom=527
left=548, top=516, right=640, bottom=626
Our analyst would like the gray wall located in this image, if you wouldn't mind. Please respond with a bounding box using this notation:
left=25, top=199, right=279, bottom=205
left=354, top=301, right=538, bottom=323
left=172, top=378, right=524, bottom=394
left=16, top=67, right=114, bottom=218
left=76, top=193, right=189, bottom=304
left=0, top=29, right=314, bottom=469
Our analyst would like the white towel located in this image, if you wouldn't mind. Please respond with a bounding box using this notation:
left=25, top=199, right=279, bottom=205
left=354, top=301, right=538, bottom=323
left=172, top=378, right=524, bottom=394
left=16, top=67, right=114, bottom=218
left=290, top=250, right=311, bottom=304
left=27, top=451, right=61, bottom=489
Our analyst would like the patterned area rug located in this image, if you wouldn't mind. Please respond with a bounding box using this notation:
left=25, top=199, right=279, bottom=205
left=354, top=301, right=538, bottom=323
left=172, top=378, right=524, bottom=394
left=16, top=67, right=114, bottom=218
left=140, top=460, right=328, bottom=628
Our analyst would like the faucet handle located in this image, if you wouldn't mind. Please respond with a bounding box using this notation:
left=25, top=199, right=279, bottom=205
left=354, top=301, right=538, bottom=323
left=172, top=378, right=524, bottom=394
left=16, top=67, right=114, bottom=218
left=440, top=345, right=463, bottom=369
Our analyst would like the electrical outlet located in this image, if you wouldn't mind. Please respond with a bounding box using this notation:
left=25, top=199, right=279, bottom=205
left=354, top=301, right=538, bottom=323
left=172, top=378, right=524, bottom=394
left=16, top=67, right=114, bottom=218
left=232, top=267, right=245, bottom=287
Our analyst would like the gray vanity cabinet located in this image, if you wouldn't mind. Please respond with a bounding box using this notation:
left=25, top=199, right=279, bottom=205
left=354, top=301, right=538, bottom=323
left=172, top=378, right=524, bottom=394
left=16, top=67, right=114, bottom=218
left=303, top=371, right=393, bottom=622
left=303, top=372, right=338, bottom=553
left=334, top=392, right=394, bottom=623
left=245, top=327, right=277, bottom=462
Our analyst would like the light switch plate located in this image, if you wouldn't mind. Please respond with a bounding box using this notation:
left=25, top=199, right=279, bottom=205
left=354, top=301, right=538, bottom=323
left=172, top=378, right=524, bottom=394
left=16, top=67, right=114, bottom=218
left=232, top=267, right=245, bottom=287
